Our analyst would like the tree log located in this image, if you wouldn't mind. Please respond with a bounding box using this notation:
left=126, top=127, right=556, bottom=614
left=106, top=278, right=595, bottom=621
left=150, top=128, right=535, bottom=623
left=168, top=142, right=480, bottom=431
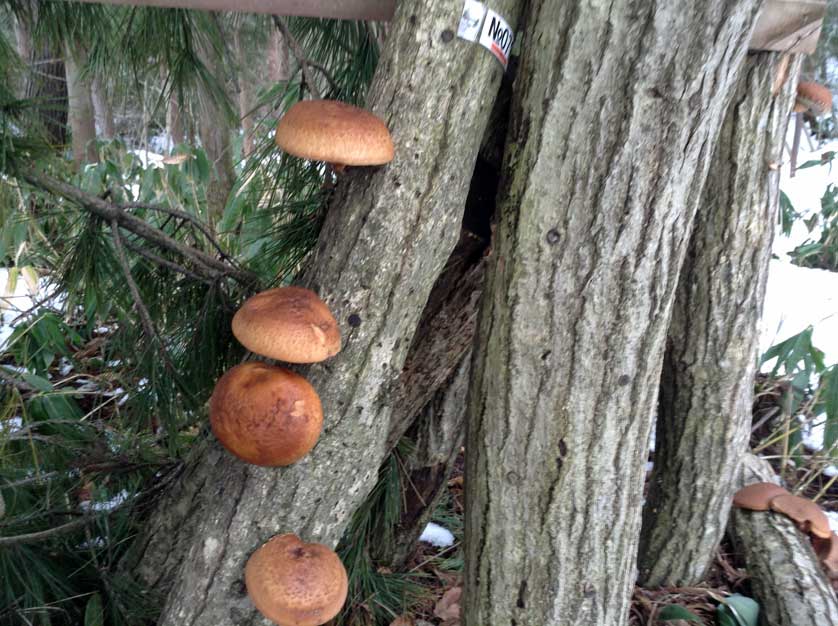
left=729, top=454, right=838, bottom=626
left=124, top=1, right=524, bottom=624
left=383, top=353, right=469, bottom=569
left=638, top=51, right=802, bottom=586
left=464, top=1, right=762, bottom=624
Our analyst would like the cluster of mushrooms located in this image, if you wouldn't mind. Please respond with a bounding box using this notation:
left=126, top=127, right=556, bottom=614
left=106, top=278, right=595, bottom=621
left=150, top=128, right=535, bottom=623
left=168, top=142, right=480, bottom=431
left=207, top=99, right=393, bottom=626
left=734, top=483, right=838, bottom=586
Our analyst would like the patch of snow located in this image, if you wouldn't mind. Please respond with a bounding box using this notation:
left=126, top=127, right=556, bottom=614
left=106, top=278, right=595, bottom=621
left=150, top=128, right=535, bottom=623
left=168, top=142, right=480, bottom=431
left=79, top=489, right=129, bottom=512
left=419, top=522, right=455, bottom=548
left=827, top=511, right=838, bottom=533
left=58, top=358, right=74, bottom=376
left=759, top=133, right=838, bottom=378
left=128, top=149, right=164, bottom=169
left=1, top=416, right=23, bottom=434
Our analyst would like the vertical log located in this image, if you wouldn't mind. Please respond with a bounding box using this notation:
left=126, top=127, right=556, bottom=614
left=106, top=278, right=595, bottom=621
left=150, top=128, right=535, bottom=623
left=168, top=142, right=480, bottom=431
left=464, top=2, right=761, bottom=624
left=124, top=2, right=525, bottom=625
left=637, top=52, right=802, bottom=586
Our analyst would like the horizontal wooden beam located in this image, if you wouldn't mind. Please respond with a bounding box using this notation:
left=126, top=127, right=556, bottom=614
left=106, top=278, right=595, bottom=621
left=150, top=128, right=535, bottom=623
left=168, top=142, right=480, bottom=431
left=67, top=0, right=396, bottom=21
left=749, top=0, right=826, bottom=54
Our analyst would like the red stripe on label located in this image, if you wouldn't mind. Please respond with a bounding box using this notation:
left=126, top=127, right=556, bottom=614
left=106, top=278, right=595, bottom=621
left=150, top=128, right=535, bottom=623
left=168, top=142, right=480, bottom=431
left=491, top=42, right=507, bottom=65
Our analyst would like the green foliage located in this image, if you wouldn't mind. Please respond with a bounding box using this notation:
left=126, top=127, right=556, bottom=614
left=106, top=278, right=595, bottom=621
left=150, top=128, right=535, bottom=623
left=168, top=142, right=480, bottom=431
left=786, top=152, right=838, bottom=271
left=658, top=604, right=701, bottom=622
left=0, top=9, right=384, bottom=624
left=716, top=594, right=759, bottom=626
left=335, top=447, right=423, bottom=626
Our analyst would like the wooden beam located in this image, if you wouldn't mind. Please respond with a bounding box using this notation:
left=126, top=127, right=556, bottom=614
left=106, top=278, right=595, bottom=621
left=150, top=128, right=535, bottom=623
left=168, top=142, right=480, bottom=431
left=67, top=0, right=395, bottom=21
left=750, top=0, right=826, bottom=54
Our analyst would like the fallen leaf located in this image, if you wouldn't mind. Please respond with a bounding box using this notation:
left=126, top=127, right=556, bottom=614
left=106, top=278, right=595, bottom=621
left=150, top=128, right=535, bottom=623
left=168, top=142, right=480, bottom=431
left=434, top=586, right=462, bottom=622
left=388, top=616, right=414, bottom=626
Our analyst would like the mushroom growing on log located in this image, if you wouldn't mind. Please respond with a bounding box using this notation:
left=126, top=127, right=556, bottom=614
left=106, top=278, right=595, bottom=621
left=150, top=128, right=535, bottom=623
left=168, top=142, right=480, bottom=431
left=210, top=362, right=324, bottom=466
left=729, top=454, right=838, bottom=625
left=245, top=533, right=348, bottom=626
left=275, top=99, right=394, bottom=172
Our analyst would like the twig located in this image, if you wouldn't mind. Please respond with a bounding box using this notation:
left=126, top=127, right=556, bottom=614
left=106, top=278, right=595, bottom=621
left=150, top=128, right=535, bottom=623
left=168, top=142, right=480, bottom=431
left=17, top=167, right=257, bottom=286
left=122, top=202, right=234, bottom=264
left=0, top=504, right=129, bottom=547
left=272, top=17, right=338, bottom=98
left=124, top=238, right=210, bottom=283
left=110, top=222, right=177, bottom=376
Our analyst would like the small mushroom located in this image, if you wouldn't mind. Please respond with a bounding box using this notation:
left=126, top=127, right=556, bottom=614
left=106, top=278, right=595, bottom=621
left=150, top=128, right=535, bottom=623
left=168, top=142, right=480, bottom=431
left=210, top=362, right=323, bottom=466
left=232, top=286, right=341, bottom=364
left=245, top=533, right=348, bottom=626
left=794, top=82, right=833, bottom=116
left=812, top=532, right=838, bottom=579
left=275, top=99, right=394, bottom=171
left=732, top=482, right=789, bottom=511
left=769, top=494, right=832, bottom=539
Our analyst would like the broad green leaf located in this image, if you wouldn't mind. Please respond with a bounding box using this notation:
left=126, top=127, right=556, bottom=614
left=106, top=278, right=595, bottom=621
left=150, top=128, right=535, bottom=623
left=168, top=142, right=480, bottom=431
left=20, top=371, right=53, bottom=392
left=658, top=604, right=701, bottom=621
left=717, top=594, right=759, bottom=626
left=84, top=592, right=104, bottom=626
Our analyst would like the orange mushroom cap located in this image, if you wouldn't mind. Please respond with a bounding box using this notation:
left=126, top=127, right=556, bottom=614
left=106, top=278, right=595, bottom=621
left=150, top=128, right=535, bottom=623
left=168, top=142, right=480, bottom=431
left=232, top=286, right=341, bottom=364
left=796, top=82, right=833, bottom=115
left=770, top=494, right=832, bottom=539
left=245, top=533, right=348, bottom=626
left=210, top=362, right=323, bottom=466
left=275, top=99, right=394, bottom=167
left=733, top=482, right=789, bottom=511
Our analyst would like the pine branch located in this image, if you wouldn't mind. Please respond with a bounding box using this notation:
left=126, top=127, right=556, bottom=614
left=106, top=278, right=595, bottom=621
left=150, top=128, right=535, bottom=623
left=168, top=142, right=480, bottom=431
left=122, top=201, right=236, bottom=266
left=0, top=502, right=131, bottom=547
left=272, top=17, right=339, bottom=98
left=110, top=222, right=178, bottom=375
left=124, top=238, right=210, bottom=284
left=16, top=167, right=258, bottom=286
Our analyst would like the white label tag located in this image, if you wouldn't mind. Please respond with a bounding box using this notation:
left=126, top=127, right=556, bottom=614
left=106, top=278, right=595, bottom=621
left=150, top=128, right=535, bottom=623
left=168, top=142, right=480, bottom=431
left=478, top=9, right=513, bottom=69
left=457, top=0, right=487, bottom=42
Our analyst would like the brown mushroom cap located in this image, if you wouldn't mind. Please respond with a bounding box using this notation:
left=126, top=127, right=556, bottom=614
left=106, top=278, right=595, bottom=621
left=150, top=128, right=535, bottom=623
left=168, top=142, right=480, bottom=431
left=245, top=533, right=348, bottom=626
left=770, top=494, right=833, bottom=539
left=813, top=532, right=838, bottom=579
left=796, top=82, right=833, bottom=115
left=733, top=482, right=789, bottom=511
left=210, top=362, right=323, bottom=466
left=275, top=99, right=394, bottom=166
left=232, top=286, right=341, bottom=363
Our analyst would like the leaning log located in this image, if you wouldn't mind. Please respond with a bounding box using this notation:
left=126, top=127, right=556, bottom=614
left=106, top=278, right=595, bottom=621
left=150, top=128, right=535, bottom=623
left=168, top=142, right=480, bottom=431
left=728, top=454, right=838, bottom=626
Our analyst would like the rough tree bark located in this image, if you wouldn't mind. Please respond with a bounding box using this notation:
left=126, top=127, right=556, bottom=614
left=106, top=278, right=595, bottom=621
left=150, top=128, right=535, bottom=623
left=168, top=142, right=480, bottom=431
left=233, top=24, right=256, bottom=158
left=196, top=29, right=236, bottom=220
left=123, top=1, right=524, bottom=624
left=90, top=74, right=115, bottom=139
left=637, top=51, right=802, bottom=586
left=729, top=454, right=838, bottom=625
left=64, top=43, right=99, bottom=167
left=464, top=2, right=762, bottom=625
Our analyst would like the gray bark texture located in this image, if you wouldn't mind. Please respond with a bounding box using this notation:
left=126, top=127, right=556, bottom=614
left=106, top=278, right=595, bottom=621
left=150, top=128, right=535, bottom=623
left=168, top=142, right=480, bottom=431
left=637, top=51, right=802, bottom=587
left=124, top=1, right=524, bottom=624
left=196, top=34, right=236, bottom=221
left=463, top=2, right=762, bottom=625
left=729, top=454, right=838, bottom=626
left=90, top=74, right=115, bottom=139
left=64, top=43, right=99, bottom=167
left=383, top=354, right=469, bottom=569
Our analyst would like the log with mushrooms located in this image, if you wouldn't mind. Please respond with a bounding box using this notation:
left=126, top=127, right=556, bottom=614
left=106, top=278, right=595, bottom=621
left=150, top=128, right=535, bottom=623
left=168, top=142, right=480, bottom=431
left=733, top=482, right=838, bottom=585
left=246, top=533, right=348, bottom=626
left=274, top=99, right=394, bottom=173
left=209, top=286, right=341, bottom=466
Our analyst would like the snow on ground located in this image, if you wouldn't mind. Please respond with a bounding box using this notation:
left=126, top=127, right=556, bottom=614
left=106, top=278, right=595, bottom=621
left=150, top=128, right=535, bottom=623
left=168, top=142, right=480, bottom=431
left=761, top=130, right=838, bottom=465
left=419, top=522, right=455, bottom=548
left=760, top=131, right=838, bottom=367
